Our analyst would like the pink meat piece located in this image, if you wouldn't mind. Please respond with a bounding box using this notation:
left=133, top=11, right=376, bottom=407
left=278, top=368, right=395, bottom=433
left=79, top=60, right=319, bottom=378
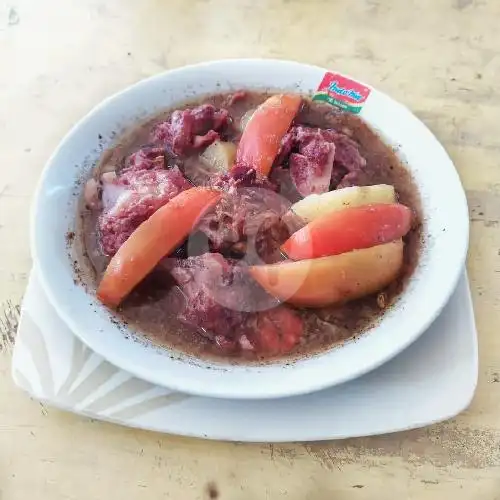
left=295, top=126, right=366, bottom=175
left=276, top=125, right=367, bottom=194
left=98, top=160, right=191, bottom=256
left=171, top=253, right=279, bottom=314
left=168, top=254, right=296, bottom=354
left=101, top=175, right=126, bottom=212
left=126, top=147, right=165, bottom=171
left=278, top=126, right=336, bottom=197
left=224, top=90, right=248, bottom=107
left=169, top=254, right=248, bottom=340
left=192, top=130, right=219, bottom=149
left=289, top=137, right=336, bottom=197
left=198, top=173, right=292, bottom=263
left=332, top=133, right=368, bottom=188
left=211, top=164, right=278, bottom=193
left=152, top=104, right=229, bottom=156
left=269, top=166, right=302, bottom=203
left=275, top=129, right=296, bottom=165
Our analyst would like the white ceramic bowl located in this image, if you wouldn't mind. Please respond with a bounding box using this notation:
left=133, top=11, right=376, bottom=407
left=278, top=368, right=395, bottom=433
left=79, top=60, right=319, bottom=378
left=31, top=59, right=469, bottom=399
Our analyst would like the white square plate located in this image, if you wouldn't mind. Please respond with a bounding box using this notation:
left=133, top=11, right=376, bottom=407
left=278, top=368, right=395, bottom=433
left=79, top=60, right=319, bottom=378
left=12, top=268, right=477, bottom=442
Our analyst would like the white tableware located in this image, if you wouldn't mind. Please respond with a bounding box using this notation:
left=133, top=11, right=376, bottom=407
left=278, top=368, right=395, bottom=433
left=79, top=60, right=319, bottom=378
left=30, top=59, right=469, bottom=399
left=12, top=269, right=477, bottom=442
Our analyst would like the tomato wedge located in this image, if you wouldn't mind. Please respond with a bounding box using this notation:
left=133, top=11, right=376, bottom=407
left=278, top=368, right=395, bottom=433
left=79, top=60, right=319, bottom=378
left=97, top=187, right=221, bottom=307
left=250, top=240, right=404, bottom=308
left=235, top=94, right=302, bottom=176
left=281, top=203, right=412, bottom=260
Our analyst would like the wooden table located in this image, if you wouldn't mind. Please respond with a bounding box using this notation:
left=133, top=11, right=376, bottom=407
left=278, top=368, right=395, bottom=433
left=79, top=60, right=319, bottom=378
left=1, top=0, right=499, bottom=498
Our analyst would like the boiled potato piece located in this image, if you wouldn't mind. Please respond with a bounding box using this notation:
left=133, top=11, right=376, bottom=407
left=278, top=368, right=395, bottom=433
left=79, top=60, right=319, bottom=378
left=291, top=184, right=396, bottom=222
left=250, top=239, right=403, bottom=308
left=200, top=141, right=237, bottom=172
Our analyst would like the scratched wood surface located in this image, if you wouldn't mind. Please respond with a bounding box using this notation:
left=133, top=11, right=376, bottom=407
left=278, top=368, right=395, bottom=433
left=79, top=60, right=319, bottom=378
left=1, top=0, right=500, bottom=498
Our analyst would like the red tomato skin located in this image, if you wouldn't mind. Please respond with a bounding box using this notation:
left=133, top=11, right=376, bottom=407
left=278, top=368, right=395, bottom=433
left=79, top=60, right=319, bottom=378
left=97, top=188, right=221, bottom=307
left=282, top=203, right=412, bottom=260
left=235, top=94, right=302, bottom=176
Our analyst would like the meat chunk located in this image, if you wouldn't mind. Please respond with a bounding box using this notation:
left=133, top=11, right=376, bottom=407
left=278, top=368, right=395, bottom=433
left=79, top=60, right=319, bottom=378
left=269, top=166, right=302, bottom=203
left=223, top=90, right=248, bottom=107
left=98, top=155, right=191, bottom=255
left=276, top=125, right=367, bottom=195
left=211, top=165, right=278, bottom=193
left=169, top=254, right=246, bottom=340
left=152, top=104, right=229, bottom=156
left=250, top=306, right=304, bottom=355
left=277, top=126, right=336, bottom=196
left=126, top=146, right=166, bottom=171
left=169, top=254, right=303, bottom=355
left=198, top=180, right=292, bottom=263
left=289, top=138, right=336, bottom=197
left=170, top=254, right=279, bottom=313
left=333, top=133, right=368, bottom=188
left=192, top=130, right=219, bottom=150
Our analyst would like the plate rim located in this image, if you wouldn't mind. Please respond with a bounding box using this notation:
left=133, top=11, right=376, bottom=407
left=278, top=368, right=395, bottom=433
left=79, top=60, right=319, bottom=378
left=13, top=269, right=478, bottom=442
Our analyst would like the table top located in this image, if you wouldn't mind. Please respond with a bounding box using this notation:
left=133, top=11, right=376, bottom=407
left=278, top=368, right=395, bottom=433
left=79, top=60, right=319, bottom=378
left=1, top=0, right=499, bottom=498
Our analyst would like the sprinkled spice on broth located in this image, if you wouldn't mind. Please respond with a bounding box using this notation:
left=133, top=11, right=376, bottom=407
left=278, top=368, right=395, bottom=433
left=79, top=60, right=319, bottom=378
left=75, top=91, right=422, bottom=363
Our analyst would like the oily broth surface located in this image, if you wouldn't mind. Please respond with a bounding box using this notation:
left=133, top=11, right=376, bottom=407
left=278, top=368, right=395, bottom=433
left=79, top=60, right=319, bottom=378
left=76, top=91, right=423, bottom=363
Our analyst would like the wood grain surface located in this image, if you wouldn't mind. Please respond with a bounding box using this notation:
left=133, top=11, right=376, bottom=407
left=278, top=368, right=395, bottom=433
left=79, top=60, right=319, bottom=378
left=1, top=0, right=500, bottom=498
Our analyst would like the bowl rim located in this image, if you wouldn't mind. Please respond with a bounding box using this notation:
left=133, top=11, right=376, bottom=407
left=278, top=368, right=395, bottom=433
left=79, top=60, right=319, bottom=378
left=30, top=58, right=470, bottom=399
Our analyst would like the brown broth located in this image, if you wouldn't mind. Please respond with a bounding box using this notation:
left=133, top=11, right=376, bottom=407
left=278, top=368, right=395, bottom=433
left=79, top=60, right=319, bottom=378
left=76, top=91, right=423, bottom=363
